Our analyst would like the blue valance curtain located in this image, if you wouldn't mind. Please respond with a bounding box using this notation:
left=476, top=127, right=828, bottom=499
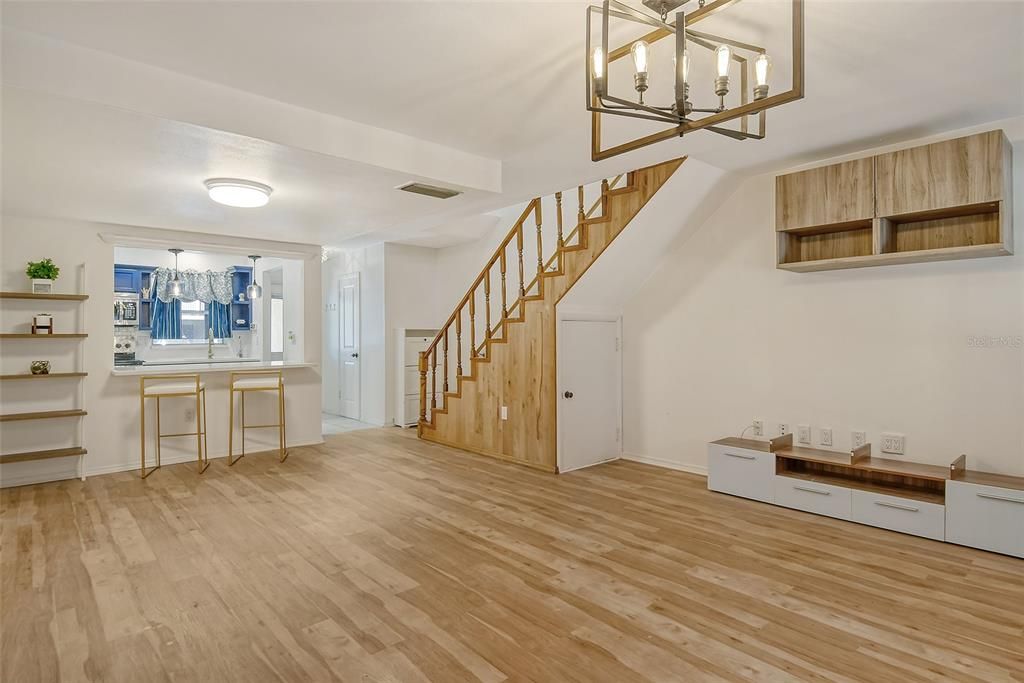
left=150, top=267, right=234, bottom=341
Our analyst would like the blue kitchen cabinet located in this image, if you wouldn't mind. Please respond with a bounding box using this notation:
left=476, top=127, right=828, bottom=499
left=114, top=266, right=138, bottom=293
left=230, top=266, right=253, bottom=331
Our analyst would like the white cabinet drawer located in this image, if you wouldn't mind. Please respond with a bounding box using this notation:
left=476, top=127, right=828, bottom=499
left=707, top=445, right=774, bottom=503
left=946, top=481, right=1024, bottom=558
left=773, top=476, right=852, bottom=520
left=851, top=490, right=945, bottom=541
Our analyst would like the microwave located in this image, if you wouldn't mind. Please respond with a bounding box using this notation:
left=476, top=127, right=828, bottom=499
left=114, top=292, right=139, bottom=327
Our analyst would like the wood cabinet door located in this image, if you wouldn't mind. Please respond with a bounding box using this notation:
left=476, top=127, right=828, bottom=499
left=775, top=158, right=875, bottom=231
left=874, top=130, right=1005, bottom=217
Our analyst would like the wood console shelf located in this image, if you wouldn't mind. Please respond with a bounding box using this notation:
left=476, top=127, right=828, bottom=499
left=776, top=130, right=1013, bottom=272
left=709, top=438, right=1024, bottom=557
left=0, top=292, right=89, bottom=301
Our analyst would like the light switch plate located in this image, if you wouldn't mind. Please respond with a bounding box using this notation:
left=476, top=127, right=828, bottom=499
left=500, top=406, right=508, bottom=420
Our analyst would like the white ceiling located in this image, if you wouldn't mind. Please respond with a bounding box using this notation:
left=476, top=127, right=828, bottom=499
left=2, top=0, right=1023, bottom=248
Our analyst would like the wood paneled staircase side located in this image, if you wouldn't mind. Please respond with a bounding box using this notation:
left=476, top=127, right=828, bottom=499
left=418, top=157, right=686, bottom=472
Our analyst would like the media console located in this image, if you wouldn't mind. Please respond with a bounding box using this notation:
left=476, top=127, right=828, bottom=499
left=708, top=435, right=1023, bottom=558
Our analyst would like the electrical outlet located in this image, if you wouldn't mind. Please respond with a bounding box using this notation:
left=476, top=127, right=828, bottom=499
left=500, top=406, right=508, bottom=421
left=752, top=419, right=764, bottom=437
left=778, top=423, right=789, bottom=436
left=852, top=430, right=867, bottom=449
left=881, top=432, right=905, bottom=455
left=820, top=427, right=833, bottom=447
left=797, top=424, right=811, bottom=445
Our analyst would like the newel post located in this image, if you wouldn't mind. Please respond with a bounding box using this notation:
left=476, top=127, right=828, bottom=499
left=418, top=351, right=428, bottom=425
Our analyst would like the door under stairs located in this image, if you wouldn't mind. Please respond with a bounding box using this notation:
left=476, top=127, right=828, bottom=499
left=417, top=157, right=686, bottom=472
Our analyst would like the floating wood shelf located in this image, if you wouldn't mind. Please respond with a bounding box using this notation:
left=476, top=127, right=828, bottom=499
left=0, top=333, right=88, bottom=339
left=0, top=292, right=89, bottom=301
left=0, top=447, right=87, bottom=464
left=0, top=409, right=88, bottom=422
left=0, top=372, right=88, bottom=380
left=776, top=130, right=1012, bottom=272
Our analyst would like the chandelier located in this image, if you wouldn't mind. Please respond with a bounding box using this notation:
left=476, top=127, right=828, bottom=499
left=586, top=0, right=804, bottom=161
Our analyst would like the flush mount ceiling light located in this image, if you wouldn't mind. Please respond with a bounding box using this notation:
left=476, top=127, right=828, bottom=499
left=586, top=0, right=804, bottom=160
left=204, top=178, right=273, bottom=208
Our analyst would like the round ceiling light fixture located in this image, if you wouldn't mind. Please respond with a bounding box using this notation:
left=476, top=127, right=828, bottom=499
left=204, top=178, right=273, bottom=208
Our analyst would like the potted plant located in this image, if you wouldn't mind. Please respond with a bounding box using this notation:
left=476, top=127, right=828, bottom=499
left=25, top=258, right=60, bottom=294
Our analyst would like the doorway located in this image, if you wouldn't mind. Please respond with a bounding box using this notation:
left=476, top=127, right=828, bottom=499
left=339, top=272, right=361, bottom=419
left=558, top=318, right=621, bottom=472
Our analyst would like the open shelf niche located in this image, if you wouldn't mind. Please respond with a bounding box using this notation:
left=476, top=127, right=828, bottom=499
left=776, top=130, right=1012, bottom=272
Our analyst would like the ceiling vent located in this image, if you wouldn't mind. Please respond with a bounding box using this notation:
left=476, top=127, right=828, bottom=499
left=396, top=182, right=462, bottom=200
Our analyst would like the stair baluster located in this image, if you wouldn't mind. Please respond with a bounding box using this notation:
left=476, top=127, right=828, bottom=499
left=555, top=192, right=564, bottom=270
left=455, top=309, right=463, bottom=377
left=499, top=250, right=508, bottom=321
left=443, top=329, right=449, bottom=393
left=484, top=269, right=492, bottom=341
left=601, top=178, right=609, bottom=213
left=577, top=185, right=585, bottom=243
left=517, top=220, right=525, bottom=298
left=469, top=292, right=476, bottom=358
left=535, top=200, right=543, bottom=277
left=431, top=346, right=437, bottom=411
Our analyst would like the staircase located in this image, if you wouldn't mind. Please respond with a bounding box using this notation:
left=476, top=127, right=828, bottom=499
left=417, top=157, right=686, bottom=472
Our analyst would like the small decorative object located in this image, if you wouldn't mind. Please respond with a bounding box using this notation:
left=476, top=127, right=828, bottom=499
left=141, top=286, right=151, bottom=300
left=238, top=292, right=246, bottom=302
left=26, top=258, right=60, bottom=294
left=30, top=360, right=51, bottom=375
left=32, top=313, right=54, bottom=335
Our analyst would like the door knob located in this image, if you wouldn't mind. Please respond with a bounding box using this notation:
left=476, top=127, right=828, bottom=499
left=351, top=353, right=359, bottom=358
left=563, top=391, right=573, bottom=399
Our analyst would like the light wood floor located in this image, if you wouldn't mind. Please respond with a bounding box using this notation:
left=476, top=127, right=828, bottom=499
left=3, top=428, right=1022, bottom=682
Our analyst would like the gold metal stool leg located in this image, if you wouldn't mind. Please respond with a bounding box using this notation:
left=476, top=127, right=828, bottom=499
left=279, top=383, right=288, bottom=463
left=196, top=388, right=209, bottom=474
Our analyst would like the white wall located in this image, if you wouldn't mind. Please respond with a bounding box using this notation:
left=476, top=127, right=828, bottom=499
left=1, top=217, right=323, bottom=487
left=622, top=119, right=1024, bottom=477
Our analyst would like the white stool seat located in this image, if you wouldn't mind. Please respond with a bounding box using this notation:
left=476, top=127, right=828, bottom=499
left=144, top=381, right=205, bottom=396
left=231, top=377, right=280, bottom=390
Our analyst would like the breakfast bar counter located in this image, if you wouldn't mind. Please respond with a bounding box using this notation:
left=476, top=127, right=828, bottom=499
left=111, top=361, right=317, bottom=376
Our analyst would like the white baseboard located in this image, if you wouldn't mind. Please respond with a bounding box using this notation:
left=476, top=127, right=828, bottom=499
left=622, top=452, right=708, bottom=477
left=0, top=438, right=325, bottom=489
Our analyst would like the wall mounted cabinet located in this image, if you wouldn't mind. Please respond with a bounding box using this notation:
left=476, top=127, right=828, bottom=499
left=776, top=130, right=1013, bottom=272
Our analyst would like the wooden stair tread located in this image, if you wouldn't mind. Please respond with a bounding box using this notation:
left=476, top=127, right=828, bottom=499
left=0, top=446, right=87, bottom=464
left=0, top=372, right=88, bottom=380
left=0, top=292, right=89, bottom=301
left=0, top=333, right=88, bottom=339
left=0, top=409, right=87, bottom=422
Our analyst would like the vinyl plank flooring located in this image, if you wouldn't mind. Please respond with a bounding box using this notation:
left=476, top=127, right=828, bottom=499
left=2, top=427, right=1023, bottom=682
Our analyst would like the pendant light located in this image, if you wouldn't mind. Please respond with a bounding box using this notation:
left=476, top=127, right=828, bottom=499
left=246, top=255, right=263, bottom=300
left=167, top=248, right=184, bottom=298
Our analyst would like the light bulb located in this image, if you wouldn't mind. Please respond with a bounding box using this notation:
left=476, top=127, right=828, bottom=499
left=167, top=278, right=183, bottom=298
left=682, top=48, right=690, bottom=82
left=631, top=40, right=650, bottom=75
left=755, top=53, right=771, bottom=87
left=592, top=46, right=605, bottom=80
left=715, top=44, right=731, bottom=78
left=246, top=282, right=263, bottom=300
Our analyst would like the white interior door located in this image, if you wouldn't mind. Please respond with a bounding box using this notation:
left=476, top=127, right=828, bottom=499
left=559, top=319, right=621, bottom=472
left=339, top=273, right=360, bottom=419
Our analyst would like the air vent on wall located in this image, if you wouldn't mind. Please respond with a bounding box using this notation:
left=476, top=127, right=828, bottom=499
left=396, top=182, right=462, bottom=200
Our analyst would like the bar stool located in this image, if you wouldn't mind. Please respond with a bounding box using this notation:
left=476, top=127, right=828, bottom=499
left=139, top=374, right=209, bottom=478
left=228, top=370, right=287, bottom=465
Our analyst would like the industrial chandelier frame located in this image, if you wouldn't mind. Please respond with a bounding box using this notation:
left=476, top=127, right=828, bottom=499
left=586, top=0, right=804, bottom=161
